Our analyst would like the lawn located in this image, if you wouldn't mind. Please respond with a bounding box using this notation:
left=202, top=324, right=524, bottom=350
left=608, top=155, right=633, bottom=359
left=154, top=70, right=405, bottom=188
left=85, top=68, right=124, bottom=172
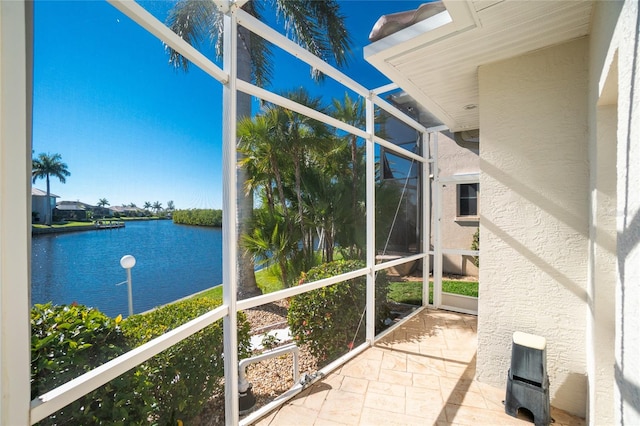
left=388, top=279, right=479, bottom=305
left=32, top=221, right=97, bottom=229
left=195, top=266, right=479, bottom=306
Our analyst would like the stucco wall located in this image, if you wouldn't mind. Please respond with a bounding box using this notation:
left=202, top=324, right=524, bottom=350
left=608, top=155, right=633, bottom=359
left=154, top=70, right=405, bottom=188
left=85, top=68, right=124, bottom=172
left=586, top=1, right=623, bottom=424
left=431, top=133, right=482, bottom=276
left=433, top=134, right=479, bottom=277
left=477, top=38, right=589, bottom=416
left=613, top=1, right=640, bottom=424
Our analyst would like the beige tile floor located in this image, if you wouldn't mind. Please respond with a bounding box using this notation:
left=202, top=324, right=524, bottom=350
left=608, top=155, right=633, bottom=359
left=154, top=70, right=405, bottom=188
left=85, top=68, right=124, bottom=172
left=253, top=309, right=585, bottom=426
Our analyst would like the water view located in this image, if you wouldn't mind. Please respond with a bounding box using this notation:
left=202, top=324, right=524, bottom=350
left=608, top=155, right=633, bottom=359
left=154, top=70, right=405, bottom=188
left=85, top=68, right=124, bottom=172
left=31, top=220, right=223, bottom=317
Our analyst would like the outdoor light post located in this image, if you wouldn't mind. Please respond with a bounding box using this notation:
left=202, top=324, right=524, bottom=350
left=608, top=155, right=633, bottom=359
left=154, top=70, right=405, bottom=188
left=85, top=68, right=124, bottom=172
left=120, top=254, right=136, bottom=316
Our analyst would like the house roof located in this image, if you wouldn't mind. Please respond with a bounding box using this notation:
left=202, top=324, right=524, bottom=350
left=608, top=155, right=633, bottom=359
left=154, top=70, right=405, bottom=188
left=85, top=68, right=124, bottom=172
left=364, top=0, right=594, bottom=132
left=57, top=200, right=98, bottom=209
left=31, top=188, right=59, bottom=198
left=55, top=204, right=86, bottom=212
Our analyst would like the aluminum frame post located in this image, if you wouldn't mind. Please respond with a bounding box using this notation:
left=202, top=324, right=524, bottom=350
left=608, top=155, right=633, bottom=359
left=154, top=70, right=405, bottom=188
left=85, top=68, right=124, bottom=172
left=222, top=4, right=239, bottom=424
left=365, top=95, right=376, bottom=343
left=422, top=131, right=431, bottom=306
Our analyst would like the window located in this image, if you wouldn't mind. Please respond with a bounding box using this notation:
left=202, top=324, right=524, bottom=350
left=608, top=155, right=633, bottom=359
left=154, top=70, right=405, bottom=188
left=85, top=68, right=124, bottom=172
left=458, top=183, right=478, bottom=217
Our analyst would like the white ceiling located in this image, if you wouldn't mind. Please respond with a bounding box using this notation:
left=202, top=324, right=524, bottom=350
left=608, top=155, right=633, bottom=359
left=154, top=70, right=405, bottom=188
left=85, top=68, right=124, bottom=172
left=364, top=0, right=594, bottom=132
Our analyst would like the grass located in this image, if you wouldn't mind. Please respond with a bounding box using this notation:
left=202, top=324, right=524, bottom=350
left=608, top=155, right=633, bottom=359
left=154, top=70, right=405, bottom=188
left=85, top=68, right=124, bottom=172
left=193, top=264, right=479, bottom=307
left=195, top=285, right=223, bottom=300
left=32, top=221, right=95, bottom=229
left=190, top=266, right=281, bottom=301
left=388, top=279, right=479, bottom=305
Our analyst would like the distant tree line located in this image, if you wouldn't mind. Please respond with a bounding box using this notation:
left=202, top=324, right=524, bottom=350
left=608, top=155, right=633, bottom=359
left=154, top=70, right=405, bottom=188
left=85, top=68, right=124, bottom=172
left=172, top=209, right=222, bottom=227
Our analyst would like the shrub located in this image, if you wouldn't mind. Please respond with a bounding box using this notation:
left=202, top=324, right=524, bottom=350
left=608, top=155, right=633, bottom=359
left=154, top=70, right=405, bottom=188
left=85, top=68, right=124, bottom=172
left=172, top=209, right=223, bottom=227
left=31, top=303, right=150, bottom=425
left=287, top=260, right=390, bottom=365
left=471, top=227, right=480, bottom=267
left=122, top=297, right=252, bottom=423
left=31, top=297, right=252, bottom=425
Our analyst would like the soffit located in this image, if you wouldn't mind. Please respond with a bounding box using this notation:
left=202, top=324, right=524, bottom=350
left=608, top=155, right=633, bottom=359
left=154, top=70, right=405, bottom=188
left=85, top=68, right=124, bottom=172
left=364, top=0, right=594, bottom=132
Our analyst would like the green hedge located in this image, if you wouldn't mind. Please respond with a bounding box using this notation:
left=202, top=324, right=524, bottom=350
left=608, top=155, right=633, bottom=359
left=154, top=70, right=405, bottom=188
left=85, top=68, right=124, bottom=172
left=172, top=209, right=223, bottom=227
left=31, top=297, right=251, bottom=425
left=287, top=260, right=390, bottom=365
left=123, top=297, right=252, bottom=422
left=31, top=303, right=148, bottom=425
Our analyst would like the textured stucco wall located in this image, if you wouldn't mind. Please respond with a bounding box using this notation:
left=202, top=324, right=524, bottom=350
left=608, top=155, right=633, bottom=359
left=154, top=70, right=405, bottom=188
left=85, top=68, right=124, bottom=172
left=586, top=1, right=622, bottom=424
left=477, top=38, right=589, bottom=416
left=613, top=1, right=640, bottom=424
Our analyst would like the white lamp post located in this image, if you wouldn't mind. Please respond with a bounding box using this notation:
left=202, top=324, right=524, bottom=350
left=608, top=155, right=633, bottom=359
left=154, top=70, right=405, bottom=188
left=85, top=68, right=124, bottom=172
left=120, top=255, right=136, bottom=316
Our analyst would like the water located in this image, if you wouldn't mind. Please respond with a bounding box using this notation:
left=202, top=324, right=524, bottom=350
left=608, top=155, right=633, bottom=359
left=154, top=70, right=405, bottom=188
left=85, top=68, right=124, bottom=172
left=31, top=220, right=223, bottom=317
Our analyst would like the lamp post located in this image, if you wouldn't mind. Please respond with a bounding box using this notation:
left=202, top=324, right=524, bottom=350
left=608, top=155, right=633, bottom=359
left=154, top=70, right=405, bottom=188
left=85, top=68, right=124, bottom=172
left=120, top=255, right=136, bottom=316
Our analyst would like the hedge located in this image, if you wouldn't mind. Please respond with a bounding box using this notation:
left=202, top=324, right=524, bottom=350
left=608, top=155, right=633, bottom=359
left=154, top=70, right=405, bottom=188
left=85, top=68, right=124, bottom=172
left=287, top=260, right=390, bottom=365
left=31, top=297, right=251, bottom=425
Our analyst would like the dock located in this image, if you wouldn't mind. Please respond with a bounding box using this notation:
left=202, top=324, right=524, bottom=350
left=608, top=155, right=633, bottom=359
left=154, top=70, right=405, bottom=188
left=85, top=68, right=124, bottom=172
left=95, top=220, right=125, bottom=229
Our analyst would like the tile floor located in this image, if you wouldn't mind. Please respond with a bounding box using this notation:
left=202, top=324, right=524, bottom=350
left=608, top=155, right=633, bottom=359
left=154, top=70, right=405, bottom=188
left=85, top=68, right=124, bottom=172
left=253, top=308, right=585, bottom=426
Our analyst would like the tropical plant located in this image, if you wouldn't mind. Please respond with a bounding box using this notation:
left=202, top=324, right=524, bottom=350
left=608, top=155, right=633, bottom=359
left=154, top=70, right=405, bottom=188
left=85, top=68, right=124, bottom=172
left=152, top=201, right=163, bottom=214
left=330, top=93, right=367, bottom=259
left=165, top=0, right=352, bottom=299
left=243, top=206, right=300, bottom=287
left=166, top=200, right=175, bottom=211
left=143, top=201, right=152, bottom=210
left=97, top=198, right=110, bottom=207
left=32, top=152, right=70, bottom=225
left=471, top=227, right=480, bottom=267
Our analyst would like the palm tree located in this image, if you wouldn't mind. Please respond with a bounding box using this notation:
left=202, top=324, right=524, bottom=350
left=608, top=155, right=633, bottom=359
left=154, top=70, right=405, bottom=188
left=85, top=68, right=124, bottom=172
left=32, top=152, right=70, bottom=225
left=152, top=201, right=163, bottom=214
left=166, top=0, right=352, bottom=299
left=97, top=198, right=110, bottom=207
left=167, top=200, right=175, bottom=211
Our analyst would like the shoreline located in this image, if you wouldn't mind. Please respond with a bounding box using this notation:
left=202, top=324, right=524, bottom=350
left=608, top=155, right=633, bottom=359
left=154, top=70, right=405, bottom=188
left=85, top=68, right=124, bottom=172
left=31, top=217, right=170, bottom=235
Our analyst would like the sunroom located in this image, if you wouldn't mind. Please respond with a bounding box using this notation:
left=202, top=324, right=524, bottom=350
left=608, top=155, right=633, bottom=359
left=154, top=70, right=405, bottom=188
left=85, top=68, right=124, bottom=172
left=1, top=0, right=640, bottom=425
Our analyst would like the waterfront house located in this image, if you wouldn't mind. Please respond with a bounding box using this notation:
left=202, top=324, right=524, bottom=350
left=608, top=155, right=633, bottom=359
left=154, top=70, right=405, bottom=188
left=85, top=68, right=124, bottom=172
left=31, top=187, right=59, bottom=224
left=2, top=1, right=639, bottom=425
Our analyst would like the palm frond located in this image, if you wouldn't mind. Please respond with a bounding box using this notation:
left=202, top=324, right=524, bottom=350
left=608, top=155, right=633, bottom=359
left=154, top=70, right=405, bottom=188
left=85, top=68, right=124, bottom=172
left=165, top=0, right=219, bottom=71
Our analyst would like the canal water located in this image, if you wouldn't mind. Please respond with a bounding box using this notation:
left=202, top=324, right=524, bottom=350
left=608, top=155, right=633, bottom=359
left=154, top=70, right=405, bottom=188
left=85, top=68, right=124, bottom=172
left=31, top=220, right=223, bottom=317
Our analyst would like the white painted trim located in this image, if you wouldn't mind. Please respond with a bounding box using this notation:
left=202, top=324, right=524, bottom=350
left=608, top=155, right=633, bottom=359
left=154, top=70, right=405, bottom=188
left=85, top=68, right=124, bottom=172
left=372, top=82, right=399, bottom=95
left=442, top=248, right=479, bottom=256
left=1, top=1, right=31, bottom=423
left=438, top=173, right=480, bottom=184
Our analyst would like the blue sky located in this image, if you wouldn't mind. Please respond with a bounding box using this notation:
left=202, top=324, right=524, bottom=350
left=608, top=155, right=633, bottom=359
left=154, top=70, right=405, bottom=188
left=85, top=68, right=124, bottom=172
left=33, top=1, right=423, bottom=210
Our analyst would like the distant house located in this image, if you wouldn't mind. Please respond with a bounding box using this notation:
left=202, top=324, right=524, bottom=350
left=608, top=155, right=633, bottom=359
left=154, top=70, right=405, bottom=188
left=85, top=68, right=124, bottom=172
left=31, top=187, right=59, bottom=224
left=109, top=205, right=145, bottom=217
left=55, top=201, right=88, bottom=221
